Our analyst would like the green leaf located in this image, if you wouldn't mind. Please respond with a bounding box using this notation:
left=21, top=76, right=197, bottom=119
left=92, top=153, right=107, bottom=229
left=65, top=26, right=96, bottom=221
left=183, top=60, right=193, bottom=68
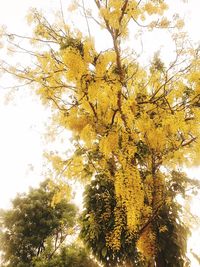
left=101, top=247, right=107, bottom=258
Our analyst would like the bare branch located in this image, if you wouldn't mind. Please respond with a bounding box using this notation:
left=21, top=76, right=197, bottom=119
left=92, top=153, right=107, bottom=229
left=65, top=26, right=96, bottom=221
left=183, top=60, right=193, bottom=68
left=82, top=0, right=91, bottom=38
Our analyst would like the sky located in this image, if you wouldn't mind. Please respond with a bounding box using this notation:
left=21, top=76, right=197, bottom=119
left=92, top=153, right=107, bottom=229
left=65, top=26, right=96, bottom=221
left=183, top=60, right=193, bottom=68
left=0, top=0, right=72, bottom=208
left=0, top=0, right=200, bottom=264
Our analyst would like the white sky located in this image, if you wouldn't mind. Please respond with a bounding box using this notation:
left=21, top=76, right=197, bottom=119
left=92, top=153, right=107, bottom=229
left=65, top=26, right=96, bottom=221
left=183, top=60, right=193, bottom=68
left=0, top=1, right=55, bottom=208
left=0, top=0, right=200, bottom=264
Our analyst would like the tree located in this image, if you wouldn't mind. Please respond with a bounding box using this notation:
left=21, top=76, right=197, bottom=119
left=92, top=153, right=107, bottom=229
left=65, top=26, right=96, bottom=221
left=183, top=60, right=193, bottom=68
left=0, top=179, right=77, bottom=267
left=80, top=172, right=195, bottom=266
left=0, top=1, right=200, bottom=266
left=33, top=243, right=99, bottom=267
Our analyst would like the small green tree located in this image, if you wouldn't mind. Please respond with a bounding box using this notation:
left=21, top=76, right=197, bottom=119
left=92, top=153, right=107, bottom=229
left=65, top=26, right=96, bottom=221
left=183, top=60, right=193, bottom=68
left=0, top=179, right=77, bottom=267
left=33, top=243, right=99, bottom=267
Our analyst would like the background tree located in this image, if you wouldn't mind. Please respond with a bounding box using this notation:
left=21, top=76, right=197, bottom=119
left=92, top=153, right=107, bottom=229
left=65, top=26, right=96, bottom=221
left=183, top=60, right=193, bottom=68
left=0, top=179, right=77, bottom=267
left=0, top=0, right=200, bottom=266
left=33, top=243, right=99, bottom=267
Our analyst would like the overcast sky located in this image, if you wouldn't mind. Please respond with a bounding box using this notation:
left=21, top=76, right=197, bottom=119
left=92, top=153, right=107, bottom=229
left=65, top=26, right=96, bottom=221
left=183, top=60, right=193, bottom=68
left=0, top=0, right=199, bottom=205
left=0, top=0, right=199, bottom=264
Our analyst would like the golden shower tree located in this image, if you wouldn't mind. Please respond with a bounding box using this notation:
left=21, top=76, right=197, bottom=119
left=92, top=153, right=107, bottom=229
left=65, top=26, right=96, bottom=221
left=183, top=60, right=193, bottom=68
left=1, top=0, right=200, bottom=266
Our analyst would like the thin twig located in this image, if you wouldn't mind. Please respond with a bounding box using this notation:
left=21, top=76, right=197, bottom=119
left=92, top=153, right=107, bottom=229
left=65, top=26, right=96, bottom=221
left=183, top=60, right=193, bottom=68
left=82, top=0, right=91, bottom=38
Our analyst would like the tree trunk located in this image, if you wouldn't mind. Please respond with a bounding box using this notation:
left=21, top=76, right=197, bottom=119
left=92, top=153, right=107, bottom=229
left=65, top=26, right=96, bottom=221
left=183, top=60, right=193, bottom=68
left=125, top=259, right=134, bottom=267
left=147, top=260, right=155, bottom=267
left=156, top=253, right=166, bottom=267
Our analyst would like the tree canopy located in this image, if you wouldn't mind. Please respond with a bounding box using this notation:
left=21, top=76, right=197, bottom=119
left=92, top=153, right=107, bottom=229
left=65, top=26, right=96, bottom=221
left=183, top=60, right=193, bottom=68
left=80, top=172, right=194, bottom=266
left=0, top=0, right=200, bottom=266
left=0, top=179, right=77, bottom=266
left=33, top=243, right=99, bottom=267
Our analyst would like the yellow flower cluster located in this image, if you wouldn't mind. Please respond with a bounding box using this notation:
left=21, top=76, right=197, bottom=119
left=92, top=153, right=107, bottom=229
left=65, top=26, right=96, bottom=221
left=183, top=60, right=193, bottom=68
left=154, top=172, right=165, bottom=206
left=115, top=165, right=144, bottom=232
left=106, top=204, right=124, bottom=251
left=51, top=183, right=71, bottom=206
left=58, top=111, right=87, bottom=133
left=95, top=51, right=116, bottom=77
left=136, top=225, right=156, bottom=261
left=144, top=2, right=168, bottom=16
left=64, top=155, right=85, bottom=180
left=108, top=0, right=123, bottom=10
left=83, top=38, right=96, bottom=63
left=80, top=124, right=96, bottom=148
left=99, top=131, right=119, bottom=158
left=126, top=1, right=141, bottom=20
left=62, top=47, right=87, bottom=81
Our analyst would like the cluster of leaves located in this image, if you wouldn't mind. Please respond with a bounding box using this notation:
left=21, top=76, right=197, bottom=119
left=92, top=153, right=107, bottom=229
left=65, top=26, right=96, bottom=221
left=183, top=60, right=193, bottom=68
left=80, top=172, right=196, bottom=266
left=80, top=174, right=142, bottom=266
left=33, top=244, right=99, bottom=267
left=0, top=180, right=77, bottom=267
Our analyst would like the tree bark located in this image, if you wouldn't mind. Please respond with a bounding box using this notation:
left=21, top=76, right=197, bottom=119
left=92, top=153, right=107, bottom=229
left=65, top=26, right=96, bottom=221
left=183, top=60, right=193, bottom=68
left=156, top=253, right=166, bottom=267
left=125, top=259, right=134, bottom=267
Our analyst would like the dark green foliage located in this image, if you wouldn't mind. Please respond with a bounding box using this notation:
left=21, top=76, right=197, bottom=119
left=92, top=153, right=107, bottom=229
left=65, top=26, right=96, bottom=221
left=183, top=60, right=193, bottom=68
left=33, top=244, right=99, bottom=267
left=80, top=172, right=195, bottom=267
left=60, top=37, right=84, bottom=56
left=80, top=174, right=141, bottom=266
left=0, top=179, right=77, bottom=267
left=154, top=203, right=190, bottom=267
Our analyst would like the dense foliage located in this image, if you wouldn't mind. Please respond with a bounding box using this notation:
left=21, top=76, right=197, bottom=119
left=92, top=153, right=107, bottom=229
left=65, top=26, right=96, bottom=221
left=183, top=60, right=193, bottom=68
left=0, top=0, right=200, bottom=266
left=0, top=180, right=77, bottom=267
left=81, top=172, right=193, bottom=266
left=33, top=244, right=99, bottom=267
